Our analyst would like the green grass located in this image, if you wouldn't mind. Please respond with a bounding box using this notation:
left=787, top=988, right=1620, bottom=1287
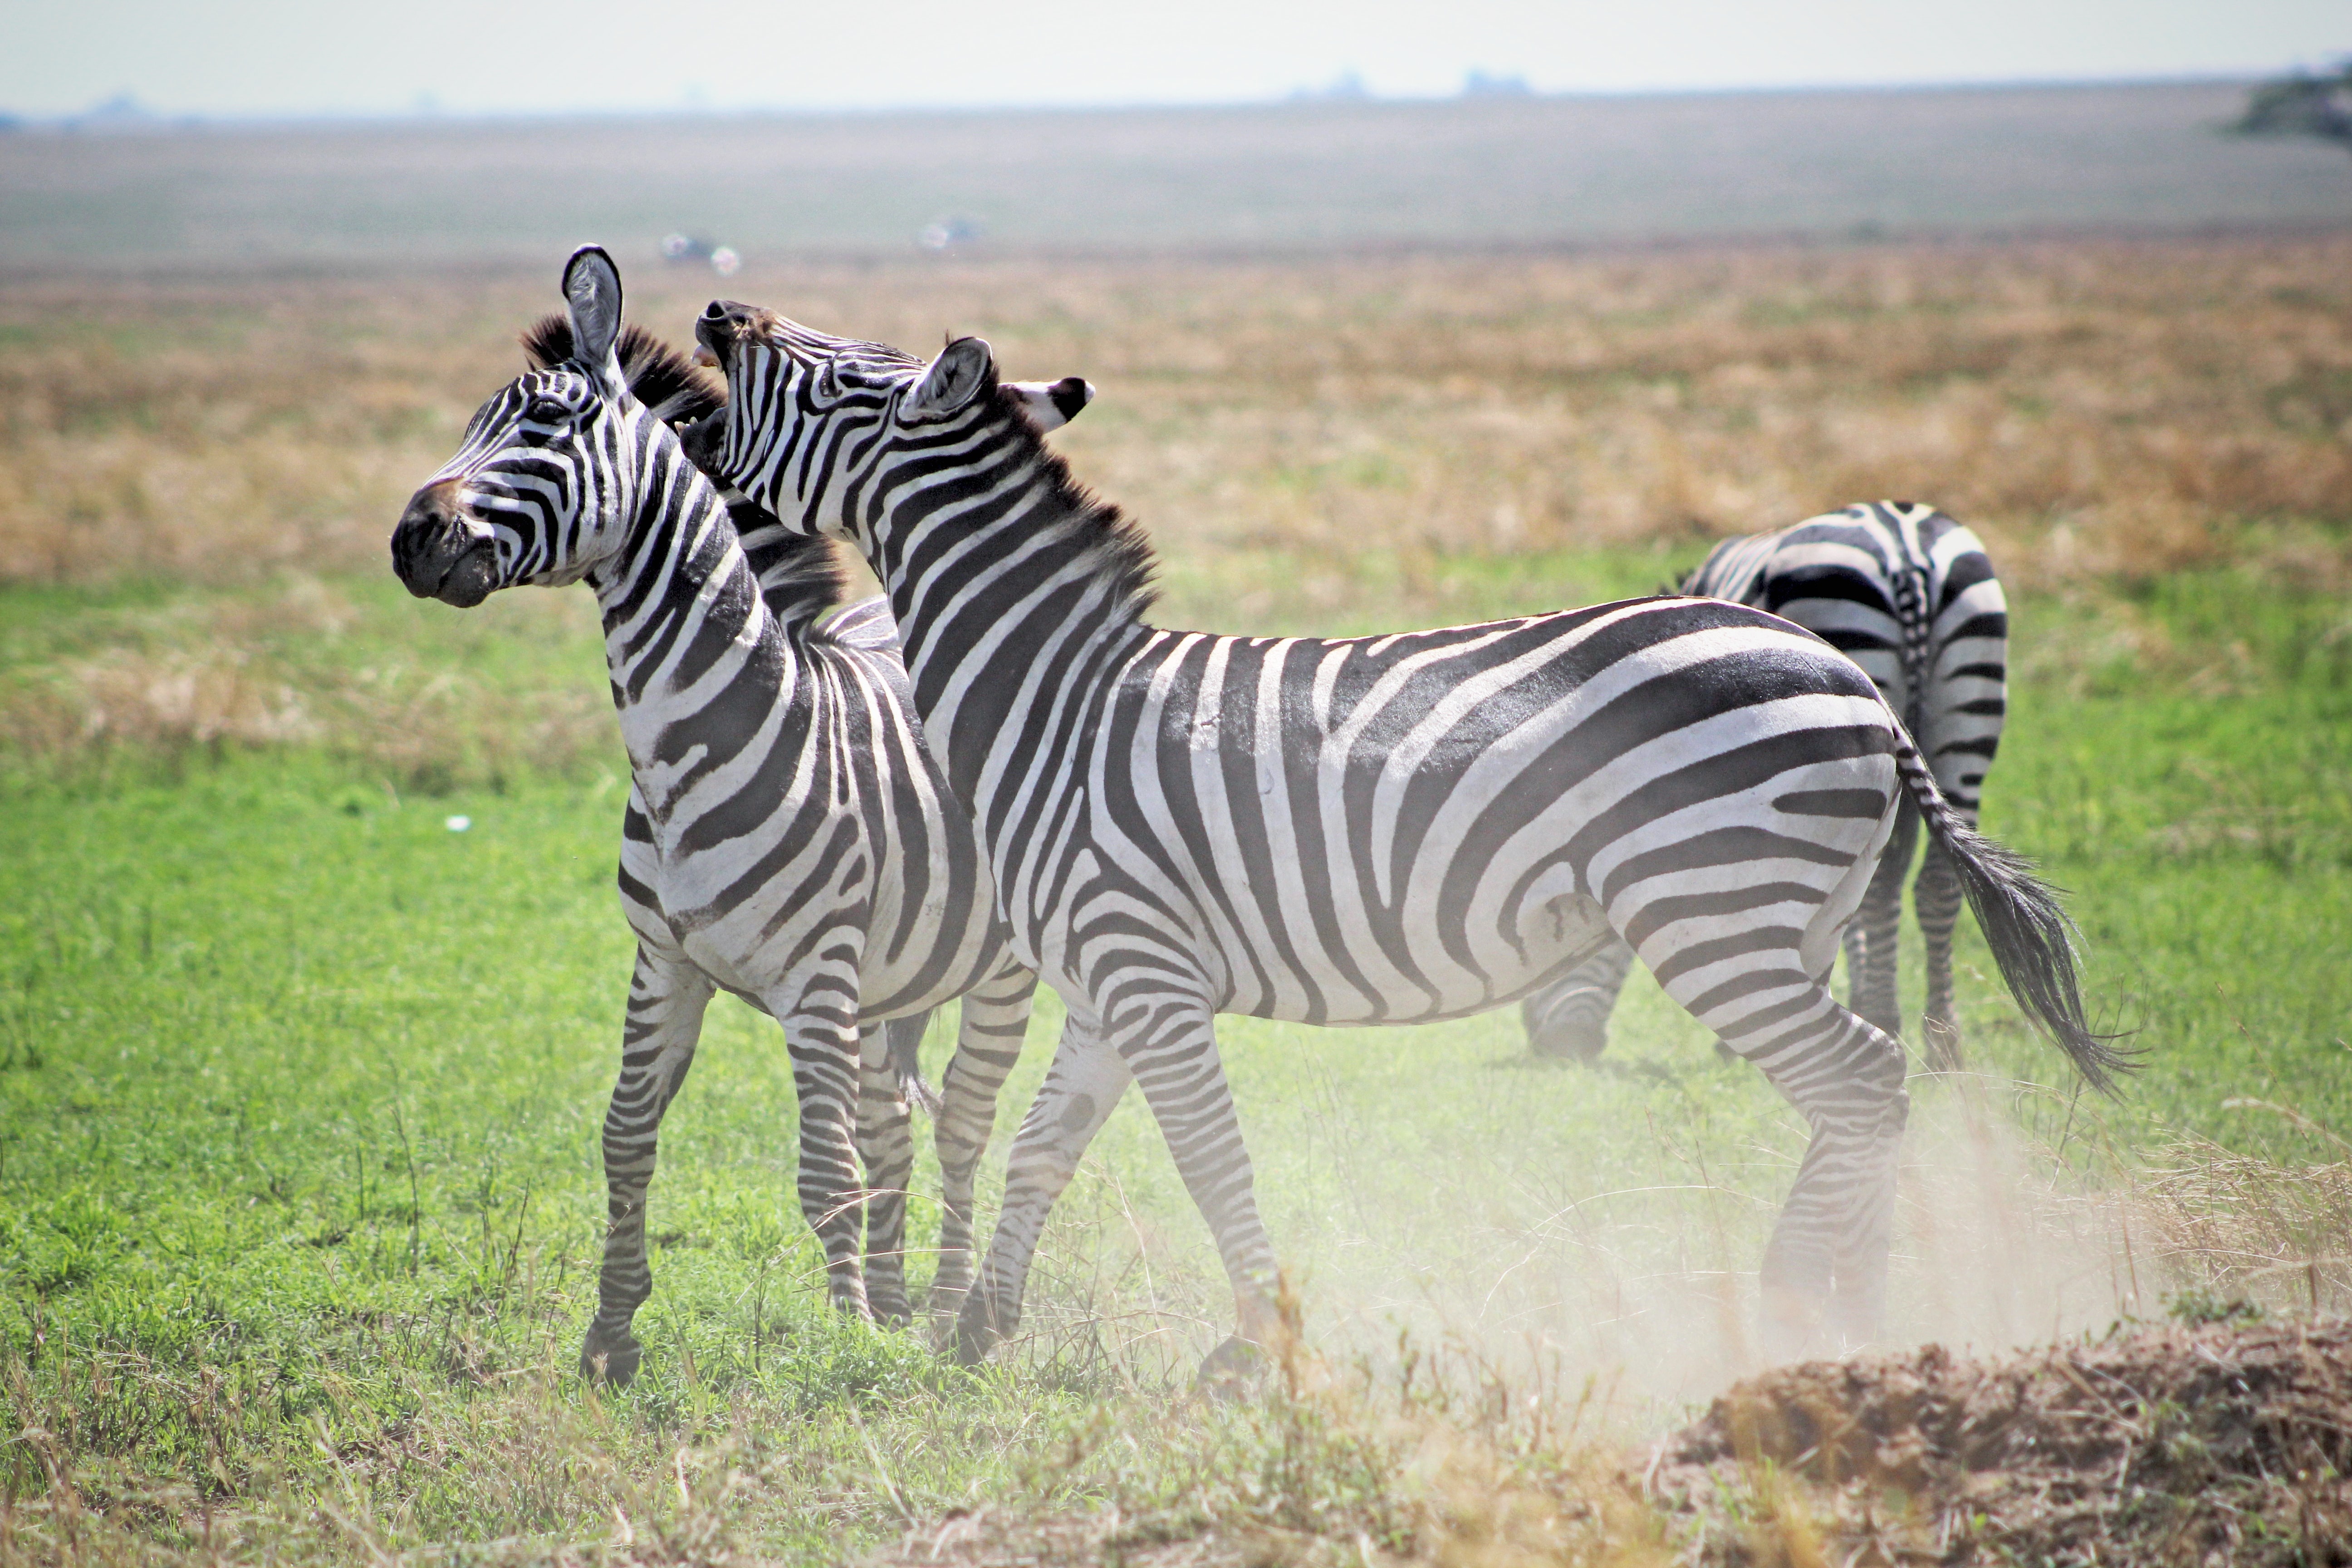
left=1, top=555, right=2347, bottom=1562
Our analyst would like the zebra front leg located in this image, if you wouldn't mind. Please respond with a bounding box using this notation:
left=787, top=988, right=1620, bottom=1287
left=583, top=947, right=715, bottom=1385
left=930, top=960, right=1038, bottom=1319
left=779, top=995, right=876, bottom=1321
left=953, top=1016, right=1127, bottom=1364
left=1845, top=793, right=1918, bottom=1039
left=858, top=1021, right=915, bottom=1328
left=1914, top=835, right=1966, bottom=1073
left=1107, top=993, right=1281, bottom=1385
left=1520, top=937, right=1639, bottom=1063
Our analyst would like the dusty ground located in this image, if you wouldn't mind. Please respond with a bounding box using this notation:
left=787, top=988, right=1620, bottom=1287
left=858, top=1318, right=2352, bottom=1568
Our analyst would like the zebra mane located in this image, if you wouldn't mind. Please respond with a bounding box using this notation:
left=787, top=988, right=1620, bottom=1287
left=520, top=314, right=724, bottom=426
left=521, top=313, right=849, bottom=621
left=1000, top=409, right=1160, bottom=622
left=734, top=503, right=853, bottom=627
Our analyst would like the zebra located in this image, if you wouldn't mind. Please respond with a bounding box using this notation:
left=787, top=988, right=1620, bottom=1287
left=683, top=298, right=2125, bottom=1368
left=515, top=309, right=1037, bottom=1349
left=1520, top=504, right=2006, bottom=1073
left=388, top=247, right=1098, bottom=1382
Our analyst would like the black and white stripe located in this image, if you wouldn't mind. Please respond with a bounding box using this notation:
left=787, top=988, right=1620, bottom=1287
left=688, top=300, right=2120, bottom=1366
left=389, top=249, right=1042, bottom=1384
left=1521, top=503, right=2006, bottom=1071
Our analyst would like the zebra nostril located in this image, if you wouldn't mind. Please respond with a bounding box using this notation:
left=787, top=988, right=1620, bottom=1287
left=702, top=301, right=728, bottom=321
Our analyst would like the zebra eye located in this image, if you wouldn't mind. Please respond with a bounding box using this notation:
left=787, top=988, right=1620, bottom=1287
left=525, top=395, right=571, bottom=425
left=813, top=362, right=842, bottom=401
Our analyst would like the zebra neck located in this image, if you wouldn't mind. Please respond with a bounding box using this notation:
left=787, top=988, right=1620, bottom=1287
left=871, top=470, right=1147, bottom=812
left=591, top=458, right=779, bottom=787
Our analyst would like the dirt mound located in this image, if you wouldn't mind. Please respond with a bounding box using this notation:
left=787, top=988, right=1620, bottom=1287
left=861, top=1322, right=2352, bottom=1568
left=1646, top=1317, right=2352, bottom=1566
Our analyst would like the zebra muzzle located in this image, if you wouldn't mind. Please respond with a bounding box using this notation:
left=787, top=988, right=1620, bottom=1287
left=392, top=481, right=500, bottom=608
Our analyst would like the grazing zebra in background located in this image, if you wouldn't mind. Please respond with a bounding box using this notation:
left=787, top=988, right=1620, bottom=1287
left=686, top=298, right=2124, bottom=1368
left=389, top=248, right=1092, bottom=1382
left=1522, top=504, right=2007, bottom=1072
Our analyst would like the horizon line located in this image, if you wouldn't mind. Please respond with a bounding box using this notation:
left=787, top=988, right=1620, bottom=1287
left=0, top=68, right=2298, bottom=135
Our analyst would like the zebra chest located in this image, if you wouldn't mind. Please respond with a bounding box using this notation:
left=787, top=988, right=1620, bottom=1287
left=637, top=808, right=875, bottom=989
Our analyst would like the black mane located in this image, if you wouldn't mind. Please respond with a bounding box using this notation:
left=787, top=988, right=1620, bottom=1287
left=520, top=314, right=724, bottom=426
left=733, top=501, right=854, bottom=626
left=521, top=313, right=850, bottom=619
left=1000, top=403, right=1159, bottom=623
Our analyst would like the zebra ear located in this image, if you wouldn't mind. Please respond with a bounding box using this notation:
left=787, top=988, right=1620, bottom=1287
left=1005, top=376, right=1095, bottom=432
left=562, top=245, right=625, bottom=382
left=906, top=336, right=995, bottom=419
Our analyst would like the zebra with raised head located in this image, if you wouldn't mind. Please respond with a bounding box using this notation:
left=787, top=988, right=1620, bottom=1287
left=685, top=299, right=2123, bottom=1368
left=1522, top=504, right=2006, bottom=1072
left=388, top=247, right=1093, bottom=1382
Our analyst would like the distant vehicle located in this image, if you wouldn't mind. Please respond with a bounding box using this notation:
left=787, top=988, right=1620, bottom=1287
left=661, top=234, right=741, bottom=276
left=916, top=216, right=985, bottom=253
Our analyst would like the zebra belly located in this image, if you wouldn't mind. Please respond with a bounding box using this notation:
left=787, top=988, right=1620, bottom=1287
left=643, top=822, right=998, bottom=1022
left=1046, top=606, right=1902, bottom=1029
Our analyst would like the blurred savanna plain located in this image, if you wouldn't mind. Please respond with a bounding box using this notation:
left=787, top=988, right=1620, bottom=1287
left=2, top=83, right=2351, bottom=1565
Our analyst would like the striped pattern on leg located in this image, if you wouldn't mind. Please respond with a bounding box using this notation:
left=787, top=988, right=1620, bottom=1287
left=583, top=946, right=714, bottom=1383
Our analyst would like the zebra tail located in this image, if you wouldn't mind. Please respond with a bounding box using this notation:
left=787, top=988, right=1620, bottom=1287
left=885, top=1012, right=942, bottom=1116
left=1895, top=738, right=2137, bottom=1097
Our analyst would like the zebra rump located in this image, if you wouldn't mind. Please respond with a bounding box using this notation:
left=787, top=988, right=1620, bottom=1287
left=1524, top=501, right=2016, bottom=1068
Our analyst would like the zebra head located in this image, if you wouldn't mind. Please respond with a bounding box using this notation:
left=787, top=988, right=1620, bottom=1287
left=684, top=299, right=1093, bottom=548
left=394, top=246, right=714, bottom=607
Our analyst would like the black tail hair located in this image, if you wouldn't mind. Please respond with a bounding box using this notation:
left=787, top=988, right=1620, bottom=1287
left=1896, top=741, right=2136, bottom=1095
left=885, top=1012, right=941, bottom=1116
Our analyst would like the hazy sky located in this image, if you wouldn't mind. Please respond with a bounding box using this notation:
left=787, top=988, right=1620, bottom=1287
left=1, top=0, right=2344, bottom=118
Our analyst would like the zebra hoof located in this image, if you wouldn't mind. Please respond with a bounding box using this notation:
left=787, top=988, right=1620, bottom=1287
left=1196, top=1335, right=1268, bottom=1399
left=579, top=1329, right=643, bottom=1386
left=1755, top=1284, right=1822, bottom=1367
left=951, top=1297, right=1006, bottom=1366
left=1524, top=1006, right=1608, bottom=1063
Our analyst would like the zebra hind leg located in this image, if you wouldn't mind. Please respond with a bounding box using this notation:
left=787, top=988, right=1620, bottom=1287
left=583, top=948, right=715, bottom=1384
left=1520, top=938, right=1638, bottom=1063
left=953, top=1018, right=1129, bottom=1364
left=1704, top=974, right=1910, bottom=1362
left=1845, top=794, right=1918, bottom=1040
left=857, top=1022, right=916, bottom=1328
left=1913, top=835, right=1966, bottom=1073
left=780, top=998, right=877, bottom=1322
left=928, top=962, right=1038, bottom=1322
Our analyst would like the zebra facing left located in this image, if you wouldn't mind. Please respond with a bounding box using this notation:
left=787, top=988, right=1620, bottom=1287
left=686, top=297, right=2129, bottom=1371
left=387, top=247, right=1088, bottom=1382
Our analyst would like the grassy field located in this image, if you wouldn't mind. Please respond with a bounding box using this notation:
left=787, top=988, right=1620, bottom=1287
left=2, top=236, right=2349, bottom=1563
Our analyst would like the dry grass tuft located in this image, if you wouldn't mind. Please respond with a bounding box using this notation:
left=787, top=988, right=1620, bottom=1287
left=0, top=574, right=618, bottom=787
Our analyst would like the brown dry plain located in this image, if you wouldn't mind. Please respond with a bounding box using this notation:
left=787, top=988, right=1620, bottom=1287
left=4, top=233, right=2352, bottom=1567
left=5, top=233, right=2350, bottom=771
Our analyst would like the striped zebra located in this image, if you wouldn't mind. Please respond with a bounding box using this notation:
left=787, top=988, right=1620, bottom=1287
left=389, top=248, right=1089, bottom=1382
left=685, top=300, right=2123, bottom=1366
left=1522, top=504, right=2007, bottom=1072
